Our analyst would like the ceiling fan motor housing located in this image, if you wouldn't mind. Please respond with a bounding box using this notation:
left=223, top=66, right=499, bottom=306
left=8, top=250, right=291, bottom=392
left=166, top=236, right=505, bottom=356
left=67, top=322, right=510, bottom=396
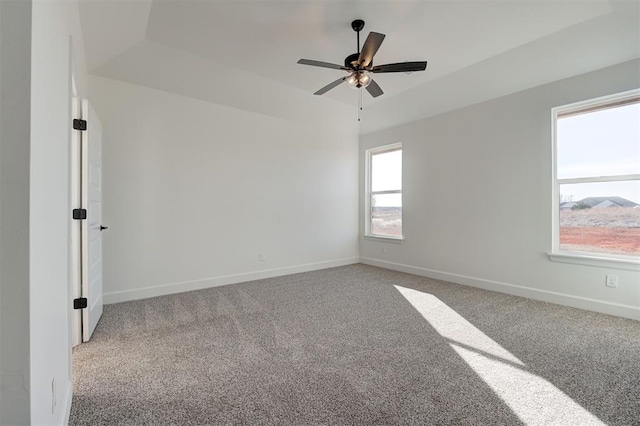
left=344, top=53, right=362, bottom=68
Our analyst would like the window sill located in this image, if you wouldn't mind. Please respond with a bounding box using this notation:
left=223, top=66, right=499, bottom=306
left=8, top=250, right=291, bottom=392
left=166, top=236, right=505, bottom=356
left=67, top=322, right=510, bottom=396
left=548, top=252, right=640, bottom=271
left=363, top=235, right=404, bottom=244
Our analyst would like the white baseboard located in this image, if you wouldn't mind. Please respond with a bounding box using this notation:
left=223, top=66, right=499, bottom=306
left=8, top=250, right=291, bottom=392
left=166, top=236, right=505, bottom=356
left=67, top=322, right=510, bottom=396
left=60, top=381, right=72, bottom=426
left=360, top=257, right=640, bottom=321
left=104, top=257, right=359, bottom=304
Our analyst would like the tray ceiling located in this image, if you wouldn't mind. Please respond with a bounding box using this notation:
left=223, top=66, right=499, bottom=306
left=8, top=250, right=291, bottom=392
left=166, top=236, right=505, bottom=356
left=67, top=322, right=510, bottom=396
left=80, top=0, right=639, bottom=133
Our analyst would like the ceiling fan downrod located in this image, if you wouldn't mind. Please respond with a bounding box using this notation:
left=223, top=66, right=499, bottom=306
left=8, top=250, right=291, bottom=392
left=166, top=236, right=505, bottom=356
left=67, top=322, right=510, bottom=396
left=352, top=19, right=365, bottom=55
left=347, top=19, right=366, bottom=69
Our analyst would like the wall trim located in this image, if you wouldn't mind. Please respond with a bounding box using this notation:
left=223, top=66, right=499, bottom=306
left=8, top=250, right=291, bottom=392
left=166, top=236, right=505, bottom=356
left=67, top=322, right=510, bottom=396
left=61, top=381, right=72, bottom=426
left=360, top=257, right=639, bottom=321
left=104, top=257, right=359, bottom=304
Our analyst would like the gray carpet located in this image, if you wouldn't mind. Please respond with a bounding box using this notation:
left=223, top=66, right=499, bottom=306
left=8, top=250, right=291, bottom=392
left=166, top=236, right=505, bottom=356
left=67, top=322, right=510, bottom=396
left=70, top=264, right=640, bottom=425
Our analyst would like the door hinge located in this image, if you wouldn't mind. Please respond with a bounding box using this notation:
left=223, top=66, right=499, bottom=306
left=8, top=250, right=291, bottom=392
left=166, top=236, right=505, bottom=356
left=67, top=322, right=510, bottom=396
left=73, top=119, right=87, bottom=131
left=72, top=208, right=87, bottom=220
left=73, top=298, right=87, bottom=309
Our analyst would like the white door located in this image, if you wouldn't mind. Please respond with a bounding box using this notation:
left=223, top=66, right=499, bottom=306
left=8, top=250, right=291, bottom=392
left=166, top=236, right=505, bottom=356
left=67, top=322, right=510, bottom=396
left=81, top=99, right=104, bottom=341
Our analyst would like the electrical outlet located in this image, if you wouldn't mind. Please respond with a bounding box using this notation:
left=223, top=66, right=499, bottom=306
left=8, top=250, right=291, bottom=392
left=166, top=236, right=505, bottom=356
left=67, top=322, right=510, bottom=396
left=259, top=252, right=266, bottom=261
left=52, top=377, right=56, bottom=413
left=605, top=274, right=619, bottom=288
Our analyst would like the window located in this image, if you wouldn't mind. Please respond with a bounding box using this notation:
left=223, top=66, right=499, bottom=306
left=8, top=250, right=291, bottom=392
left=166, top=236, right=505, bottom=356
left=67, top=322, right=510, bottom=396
left=365, top=143, right=402, bottom=239
left=551, top=89, right=640, bottom=265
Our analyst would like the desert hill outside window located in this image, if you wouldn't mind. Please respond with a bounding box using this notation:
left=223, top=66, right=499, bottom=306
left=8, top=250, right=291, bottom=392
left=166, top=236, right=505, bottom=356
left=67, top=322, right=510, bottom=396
left=551, top=89, right=640, bottom=268
left=365, top=143, right=403, bottom=239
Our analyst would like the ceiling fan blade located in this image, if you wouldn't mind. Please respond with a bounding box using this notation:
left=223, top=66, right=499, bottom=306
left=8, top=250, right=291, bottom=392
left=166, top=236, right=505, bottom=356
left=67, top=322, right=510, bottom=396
left=366, top=79, right=384, bottom=98
left=297, top=59, right=350, bottom=71
left=357, top=32, right=385, bottom=67
left=314, top=76, right=347, bottom=95
left=371, top=61, right=428, bottom=73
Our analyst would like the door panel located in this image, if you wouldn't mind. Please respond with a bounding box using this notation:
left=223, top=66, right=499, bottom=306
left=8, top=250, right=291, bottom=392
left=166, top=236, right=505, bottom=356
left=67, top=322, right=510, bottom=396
left=82, top=99, right=104, bottom=342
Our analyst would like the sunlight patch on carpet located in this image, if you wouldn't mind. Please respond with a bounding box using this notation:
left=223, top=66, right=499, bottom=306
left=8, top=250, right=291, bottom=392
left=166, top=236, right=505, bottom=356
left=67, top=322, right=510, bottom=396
left=394, top=285, right=605, bottom=426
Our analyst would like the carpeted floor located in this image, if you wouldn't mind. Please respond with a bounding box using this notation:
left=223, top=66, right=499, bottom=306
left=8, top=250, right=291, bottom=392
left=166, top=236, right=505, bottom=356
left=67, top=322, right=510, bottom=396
left=70, top=264, right=640, bottom=425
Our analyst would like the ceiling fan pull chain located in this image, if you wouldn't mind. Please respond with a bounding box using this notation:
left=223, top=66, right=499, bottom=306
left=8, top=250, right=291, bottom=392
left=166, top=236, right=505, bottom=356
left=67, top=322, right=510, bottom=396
left=358, top=88, right=362, bottom=122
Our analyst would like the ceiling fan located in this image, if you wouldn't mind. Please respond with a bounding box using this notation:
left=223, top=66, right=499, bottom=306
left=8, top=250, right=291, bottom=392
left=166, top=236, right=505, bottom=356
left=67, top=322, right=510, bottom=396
left=297, top=19, right=428, bottom=98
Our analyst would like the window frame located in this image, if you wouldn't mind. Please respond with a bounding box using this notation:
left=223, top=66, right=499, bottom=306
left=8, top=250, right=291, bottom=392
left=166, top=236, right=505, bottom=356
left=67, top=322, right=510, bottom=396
left=364, top=143, right=403, bottom=241
left=550, top=89, right=640, bottom=270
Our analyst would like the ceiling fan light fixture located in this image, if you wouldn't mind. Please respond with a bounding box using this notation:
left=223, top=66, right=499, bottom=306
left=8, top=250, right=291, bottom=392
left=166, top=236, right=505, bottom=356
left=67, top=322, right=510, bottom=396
left=346, top=71, right=372, bottom=89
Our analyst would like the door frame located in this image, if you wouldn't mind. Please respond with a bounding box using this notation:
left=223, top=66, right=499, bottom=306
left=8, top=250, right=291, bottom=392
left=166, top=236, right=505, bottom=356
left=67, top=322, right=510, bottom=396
left=70, top=72, right=82, bottom=348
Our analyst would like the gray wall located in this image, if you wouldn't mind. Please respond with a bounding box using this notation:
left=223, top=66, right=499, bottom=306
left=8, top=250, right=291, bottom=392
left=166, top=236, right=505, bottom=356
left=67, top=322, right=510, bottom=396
left=360, top=59, right=640, bottom=320
left=90, top=76, right=359, bottom=303
left=0, top=1, right=32, bottom=424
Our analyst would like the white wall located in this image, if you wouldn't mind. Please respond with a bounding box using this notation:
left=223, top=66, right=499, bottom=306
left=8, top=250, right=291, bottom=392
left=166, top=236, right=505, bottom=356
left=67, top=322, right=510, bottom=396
left=0, top=1, right=32, bottom=424
left=89, top=76, right=359, bottom=303
left=29, top=0, right=88, bottom=424
left=360, top=59, right=640, bottom=320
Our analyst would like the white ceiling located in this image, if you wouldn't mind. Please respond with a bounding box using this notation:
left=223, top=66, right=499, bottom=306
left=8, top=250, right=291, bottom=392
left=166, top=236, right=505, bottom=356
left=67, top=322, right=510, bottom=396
left=79, top=0, right=640, bottom=133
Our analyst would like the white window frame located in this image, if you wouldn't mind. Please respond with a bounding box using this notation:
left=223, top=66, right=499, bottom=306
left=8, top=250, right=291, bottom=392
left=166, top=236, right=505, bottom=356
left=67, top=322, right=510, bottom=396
left=364, top=143, right=403, bottom=242
left=549, top=89, right=640, bottom=270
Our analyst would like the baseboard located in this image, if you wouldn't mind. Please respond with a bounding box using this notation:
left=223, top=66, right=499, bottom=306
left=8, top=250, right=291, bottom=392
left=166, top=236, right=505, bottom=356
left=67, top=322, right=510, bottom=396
left=360, top=257, right=640, bottom=321
left=60, top=381, right=72, bottom=426
left=104, top=257, right=359, bottom=304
